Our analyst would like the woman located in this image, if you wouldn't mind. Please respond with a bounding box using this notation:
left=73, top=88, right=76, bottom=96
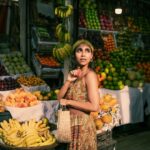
left=57, top=39, right=100, bottom=150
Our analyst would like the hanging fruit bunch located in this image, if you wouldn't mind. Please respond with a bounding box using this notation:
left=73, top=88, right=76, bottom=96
left=53, top=43, right=72, bottom=62
left=55, top=4, right=73, bottom=18
left=55, top=23, right=71, bottom=43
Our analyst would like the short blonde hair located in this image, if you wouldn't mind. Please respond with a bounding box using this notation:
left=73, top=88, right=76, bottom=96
left=73, top=39, right=94, bottom=53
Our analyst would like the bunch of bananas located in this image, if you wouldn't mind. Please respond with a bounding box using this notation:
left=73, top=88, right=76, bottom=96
left=55, top=4, right=73, bottom=18
left=55, top=23, right=71, bottom=42
left=53, top=43, right=72, bottom=62
left=0, top=118, right=56, bottom=147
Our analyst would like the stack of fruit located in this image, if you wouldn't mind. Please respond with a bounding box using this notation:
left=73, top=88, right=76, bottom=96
left=127, top=17, right=140, bottom=32
left=32, top=89, right=59, bottom=101
left=117, top=29, right=133, bottom=50
left=99, top=14, right=114, bottom=31
left=136, top=62, right=150, bottom=83
left=93, top=49, right=110, bottom=61
left=78, top=10, right=86, bottom=28
left=17, top=75, right=46, bottom=87
left=0, top=118, right=56, bottom=147
left=35, top=53, right=61, bottom=68
left=0, top=77, right=21, bottom=91
left=91, top=94, right=120, bottom=131
left=94, top=60, right=127, bottom=90
left=85, top=8, right=101, bottom=30
left=36, top=27, right=51, bottom=41
left=125, top=69, right=145, bottom=88
left=0, top=52, right=32, bottom=75
left=103, top=34, right=116, bottom=51
left=4, top=88, right=39, bottom=107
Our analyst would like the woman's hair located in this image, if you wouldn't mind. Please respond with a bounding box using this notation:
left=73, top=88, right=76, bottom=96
left=70, top=39, right=95, bottom=69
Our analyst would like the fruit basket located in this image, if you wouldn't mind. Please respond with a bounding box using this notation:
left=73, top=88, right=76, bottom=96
left=0, top=142, right=58, bottom=150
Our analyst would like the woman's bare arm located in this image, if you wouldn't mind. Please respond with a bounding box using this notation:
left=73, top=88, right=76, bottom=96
left=60, top=71, right=100, bottom=112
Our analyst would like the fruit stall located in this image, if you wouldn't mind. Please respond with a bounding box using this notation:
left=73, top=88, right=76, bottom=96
left=0, top=0, right=150, bottom=149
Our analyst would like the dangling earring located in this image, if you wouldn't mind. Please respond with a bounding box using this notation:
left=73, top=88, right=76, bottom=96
left=90, top=59, right=93, bottom=62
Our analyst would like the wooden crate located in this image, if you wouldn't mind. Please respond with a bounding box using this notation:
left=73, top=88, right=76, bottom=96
left=97, top=131, right=112, bottom=144
left=97, top=139, right=117, bottom=150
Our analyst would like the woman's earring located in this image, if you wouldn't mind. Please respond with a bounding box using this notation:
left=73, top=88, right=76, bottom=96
left=90, top=59, right=93, bottom=62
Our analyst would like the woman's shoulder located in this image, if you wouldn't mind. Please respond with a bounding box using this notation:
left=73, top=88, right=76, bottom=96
left=86, top=69, right=97, bottom=78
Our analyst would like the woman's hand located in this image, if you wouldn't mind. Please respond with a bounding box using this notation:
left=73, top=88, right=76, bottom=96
left=67, top=68, right=82, bottom=82
left=60, top=99, right=69, bottom=106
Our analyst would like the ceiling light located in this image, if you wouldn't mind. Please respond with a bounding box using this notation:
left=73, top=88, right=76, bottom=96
left=115, top=8, right=122, bottom=14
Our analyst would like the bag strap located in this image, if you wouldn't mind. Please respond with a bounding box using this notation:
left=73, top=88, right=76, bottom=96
left=59, top=104, right=68, bottom=111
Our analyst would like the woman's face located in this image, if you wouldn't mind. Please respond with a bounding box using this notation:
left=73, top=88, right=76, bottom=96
left=75, top=44, right=93, bottom=67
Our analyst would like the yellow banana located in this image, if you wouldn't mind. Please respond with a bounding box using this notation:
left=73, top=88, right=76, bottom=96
left=54, top=7, right=58, bottom=15
left=29, top=142, right=41, bottom=147
left=56, top=24, right=62, bottom=34
left=28, top=119, right=36, bottom=128
left=26, top=137, right=42, bottom=146
left=41, top=136, right=47, bottom=142
left=39, top=136, right=56, bottom=146
left=56, top=25, right=62, bottom=38
left=35, top=120, right=43, bottom=129
left=52, top=47, right=57, bottom=58
left=37, top=126, right=49, bottom=132
left=65, top=4, right=73, bottom=17
left=13, top=119, right=22, bottom=129
left=39, top=122, right=47, bottom=128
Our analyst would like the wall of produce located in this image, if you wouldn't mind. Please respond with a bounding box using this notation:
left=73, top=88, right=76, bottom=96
left=77, top=0, right=150, bottom=90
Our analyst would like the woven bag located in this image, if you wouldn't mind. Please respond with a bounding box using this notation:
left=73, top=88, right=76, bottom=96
left=57, top=105, right=71, bottom=143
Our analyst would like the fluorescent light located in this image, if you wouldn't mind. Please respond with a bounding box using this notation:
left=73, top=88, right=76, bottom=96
left=115, top=8, right=122, bottom=14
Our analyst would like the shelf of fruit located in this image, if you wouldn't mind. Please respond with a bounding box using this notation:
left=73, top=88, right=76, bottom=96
left=32, top=26, right=59, bottom=51
left=32, top=53, right=63, bottom=79
left=78, top=27, right=118, bottom=34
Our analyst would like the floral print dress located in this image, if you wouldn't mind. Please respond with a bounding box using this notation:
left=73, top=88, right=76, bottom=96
left=65, top=78, right=97, bottom=150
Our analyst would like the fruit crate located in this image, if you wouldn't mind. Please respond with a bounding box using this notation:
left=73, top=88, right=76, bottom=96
left=97, top=130, right=112, bottom=144
left=31, top=27, right=58, bottom=51
left=32, top=54, right=62, bottom=79
left=97, top=139, right=117, bottom=150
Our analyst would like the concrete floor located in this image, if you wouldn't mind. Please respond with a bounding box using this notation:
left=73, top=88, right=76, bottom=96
left=113, top=120, right=150, bottom=150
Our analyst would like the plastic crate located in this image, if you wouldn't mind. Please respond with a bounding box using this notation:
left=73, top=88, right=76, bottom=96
left=0, top=111, right=12, bottom=122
